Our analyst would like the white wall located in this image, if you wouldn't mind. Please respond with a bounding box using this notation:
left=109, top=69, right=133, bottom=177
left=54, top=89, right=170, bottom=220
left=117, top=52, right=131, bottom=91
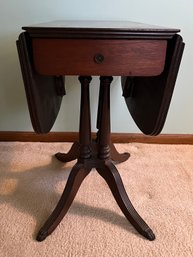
left=0, top=0, right=192, bottom=133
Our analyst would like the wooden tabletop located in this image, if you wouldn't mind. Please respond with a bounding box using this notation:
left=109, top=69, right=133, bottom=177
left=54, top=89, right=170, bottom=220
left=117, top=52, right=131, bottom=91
left=22, top=20, right=180, bottom=39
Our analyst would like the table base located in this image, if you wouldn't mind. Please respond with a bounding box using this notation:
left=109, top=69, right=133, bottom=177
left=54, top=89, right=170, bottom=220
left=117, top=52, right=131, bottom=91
left=36, top=76, right=155, bottom=242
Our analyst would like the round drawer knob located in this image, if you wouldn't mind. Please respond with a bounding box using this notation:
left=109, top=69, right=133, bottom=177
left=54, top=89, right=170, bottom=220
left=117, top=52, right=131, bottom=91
left=94, top=53, right=104, bottom=64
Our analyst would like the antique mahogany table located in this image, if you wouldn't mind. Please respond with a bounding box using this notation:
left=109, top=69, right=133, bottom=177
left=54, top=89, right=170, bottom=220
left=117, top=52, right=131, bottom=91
left=17, top=20, right=184, bottom=242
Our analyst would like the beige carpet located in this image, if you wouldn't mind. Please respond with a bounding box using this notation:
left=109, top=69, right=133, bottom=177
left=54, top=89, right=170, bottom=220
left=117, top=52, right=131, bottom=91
left=0, top=142, right=193, bottom=257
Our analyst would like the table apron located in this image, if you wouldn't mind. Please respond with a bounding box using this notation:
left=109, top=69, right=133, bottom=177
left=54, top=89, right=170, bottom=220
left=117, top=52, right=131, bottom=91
left=32, top=39, right=167, bottom=76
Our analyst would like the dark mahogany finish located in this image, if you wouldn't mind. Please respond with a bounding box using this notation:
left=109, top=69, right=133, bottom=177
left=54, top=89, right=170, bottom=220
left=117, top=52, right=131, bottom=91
left=122, top=34, right=184, bottom=135
left=22, top=20, right=180, bottom=39
left=17, top=20, right=184, bottom=242
left=17, top=32, right=65, bottom=134
left=32, top=39, right=167, bottom=76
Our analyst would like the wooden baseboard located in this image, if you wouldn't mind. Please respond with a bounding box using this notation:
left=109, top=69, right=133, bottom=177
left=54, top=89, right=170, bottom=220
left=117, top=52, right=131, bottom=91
left=0, top=131, right=193, bottom=144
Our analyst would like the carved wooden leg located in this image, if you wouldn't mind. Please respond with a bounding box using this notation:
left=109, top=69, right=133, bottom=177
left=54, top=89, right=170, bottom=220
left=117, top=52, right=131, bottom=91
left=54, top=140, right=130, bottom=164
left=96, top=76, right=155, bottom=241
left=37, top=76, right=93, bottom=241
left=97, top=76, right=112, bottom=160
left=96, top=76, right=129, bottom=163
left=55, top=76, right=92, bottom=164
left=37, top=163, right=91, bottom=241
left=55, top=142, right=80, bottom=163
left=110, top=142, right=130, bottom=163
left=78, top=76, right=92, bottom=160
left=96, top=161, right=155, bottom=241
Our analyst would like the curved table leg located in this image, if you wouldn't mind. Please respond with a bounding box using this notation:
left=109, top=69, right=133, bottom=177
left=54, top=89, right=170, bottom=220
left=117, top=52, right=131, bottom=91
left=36, top=162, right=91, bottom=241
left=96, top=161, right=155, bottom=241
left=55, top=141, right=80, bottom=163
left=110, top=142, right=130, bottom=163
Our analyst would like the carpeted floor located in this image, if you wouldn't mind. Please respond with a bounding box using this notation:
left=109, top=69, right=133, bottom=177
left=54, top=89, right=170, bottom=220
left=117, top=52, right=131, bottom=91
left=0, top=142, right=193, bottom=257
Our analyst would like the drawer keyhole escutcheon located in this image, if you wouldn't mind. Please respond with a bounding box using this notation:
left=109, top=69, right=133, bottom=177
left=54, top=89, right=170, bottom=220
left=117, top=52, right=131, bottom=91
left=94, top=53, right=104, bottom=64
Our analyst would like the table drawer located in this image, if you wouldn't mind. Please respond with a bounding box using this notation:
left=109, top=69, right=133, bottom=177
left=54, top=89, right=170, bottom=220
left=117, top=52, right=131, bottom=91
left=32, top=39, right=167, bottom=76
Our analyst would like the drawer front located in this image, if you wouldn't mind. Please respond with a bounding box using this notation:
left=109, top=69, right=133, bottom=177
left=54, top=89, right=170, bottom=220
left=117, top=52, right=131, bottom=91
left=32, top=39, right=167, bottom=76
